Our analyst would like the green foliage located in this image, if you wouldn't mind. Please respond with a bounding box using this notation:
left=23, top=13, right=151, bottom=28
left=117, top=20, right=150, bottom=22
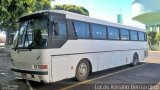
left=151, top=44, right=160, bottom=51
left=155, top=32, right=160, bottom=41
left=0, top=0, right=51, bottom=31
left=147, top=31, right=160, bottom=51
left=0, top=0, right=34, bottom=31
left=147, top=30, right=157, bottom=45
left=33, top=0, right=51, bottom=12
left=0, top=0, right=51, bottom=44
left=53, top=4, right=89, bottom=16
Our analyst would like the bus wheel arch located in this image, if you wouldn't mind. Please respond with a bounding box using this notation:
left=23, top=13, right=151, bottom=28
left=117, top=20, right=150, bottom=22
left=132, top=52, right=139, bottom=66
left=75, top=58, right=92, bottom=81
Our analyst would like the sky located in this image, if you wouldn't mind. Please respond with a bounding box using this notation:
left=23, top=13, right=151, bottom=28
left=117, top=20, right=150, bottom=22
left=51, top=0, right=145, bottom=29
left=0, top=0, right=145, bottom=36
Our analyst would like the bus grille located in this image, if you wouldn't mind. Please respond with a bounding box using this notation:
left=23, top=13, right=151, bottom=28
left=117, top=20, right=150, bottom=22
left=14, top=62, right=32, bottom=69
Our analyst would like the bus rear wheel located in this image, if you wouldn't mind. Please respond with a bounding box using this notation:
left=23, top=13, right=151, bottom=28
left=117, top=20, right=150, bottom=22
left=75, top=59, right=90, bottom=81
left=132, top=53, right=139, bottom=66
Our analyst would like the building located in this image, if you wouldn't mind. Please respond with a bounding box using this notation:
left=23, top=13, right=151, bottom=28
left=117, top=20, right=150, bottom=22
left=132, top=0, right=160, bottom=32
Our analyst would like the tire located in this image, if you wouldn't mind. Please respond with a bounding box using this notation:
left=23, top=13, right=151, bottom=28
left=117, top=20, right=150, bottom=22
left=75, top=59, right=90, bottom=81
left=132, top=53, right=139, bottom=66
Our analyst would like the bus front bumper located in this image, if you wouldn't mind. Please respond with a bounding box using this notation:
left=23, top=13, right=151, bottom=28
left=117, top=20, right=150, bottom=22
left=11, top=68, right=49, bottom=82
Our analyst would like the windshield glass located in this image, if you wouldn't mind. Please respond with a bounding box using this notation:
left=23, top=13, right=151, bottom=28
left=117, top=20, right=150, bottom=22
left=13, top=19, right=48, bottom=49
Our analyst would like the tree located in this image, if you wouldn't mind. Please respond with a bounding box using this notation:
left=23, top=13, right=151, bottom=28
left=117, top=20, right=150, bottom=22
left=33, top=0, right=51, bottom=12
left=0, top=0, right=51, bottom=25
left=53, top=4, right=89, bottom=16
left=155, top=32, right=160, bottom=41
left=0, top=0, right=35, bottom=44
left=147, top=30, right=157, bottom=50
left=0, top=0, right=51, bottom=44
left=155, top=32, right=160, bottom=50
left=147, top=30, right=157, bottom=44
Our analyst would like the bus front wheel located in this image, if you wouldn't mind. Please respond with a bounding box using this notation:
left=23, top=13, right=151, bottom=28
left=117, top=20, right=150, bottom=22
left=75, top=59, right=90, bottom=81
left=132, top=53, right=139, bottom=66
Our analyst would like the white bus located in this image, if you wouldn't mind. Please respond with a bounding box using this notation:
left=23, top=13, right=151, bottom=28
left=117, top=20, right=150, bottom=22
left=11, top=10, right=148, bottom=83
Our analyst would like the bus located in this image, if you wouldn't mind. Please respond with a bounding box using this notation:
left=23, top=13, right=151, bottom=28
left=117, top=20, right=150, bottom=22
left=11, top=10, right=148, bottom=83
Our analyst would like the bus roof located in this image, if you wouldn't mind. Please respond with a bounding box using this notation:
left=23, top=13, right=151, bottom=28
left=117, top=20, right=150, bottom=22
left=21, top=10, right=145, bottom=32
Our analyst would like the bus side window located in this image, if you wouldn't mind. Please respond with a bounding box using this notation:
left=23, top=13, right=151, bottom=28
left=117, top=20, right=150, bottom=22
left=138, top=32, right=145, bottom=41
left=108, top=26, right=120, bottom=40
left=74, top=21, right=90, bottom=39
left=130, top=31, right=138, bottom=41
left=53, top=21, right=67, bottom=39
left=120, top=29, right=130, bottom=40
left=91, top=24, right=106, bottom=39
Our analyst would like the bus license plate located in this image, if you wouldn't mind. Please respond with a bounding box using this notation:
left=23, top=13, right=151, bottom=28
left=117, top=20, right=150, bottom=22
left=21, top=73, right=27, bottom=78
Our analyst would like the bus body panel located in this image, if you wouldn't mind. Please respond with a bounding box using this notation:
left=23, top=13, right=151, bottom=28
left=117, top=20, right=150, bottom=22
left=51, top=54, right=93, bottom=82
left=11, top=49, right=51, bottom=83
left=49, top=50, right=145, bottom=82
left=11, top=40, right=147, bottom=83
left=45, top=40, right=147, bottom=56
left=41, top=40, right=147, bottom=82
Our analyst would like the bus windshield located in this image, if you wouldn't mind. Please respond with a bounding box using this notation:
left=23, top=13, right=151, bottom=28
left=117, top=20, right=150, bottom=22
left=13, top=19, right=48, bottom=49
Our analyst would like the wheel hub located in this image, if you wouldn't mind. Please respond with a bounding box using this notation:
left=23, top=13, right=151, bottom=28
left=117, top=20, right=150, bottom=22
left=79, top=63, right=87, bottom=76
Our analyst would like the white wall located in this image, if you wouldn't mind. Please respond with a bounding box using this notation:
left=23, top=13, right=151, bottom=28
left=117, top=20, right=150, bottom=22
left=132, top=0, right=160, bottom=17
